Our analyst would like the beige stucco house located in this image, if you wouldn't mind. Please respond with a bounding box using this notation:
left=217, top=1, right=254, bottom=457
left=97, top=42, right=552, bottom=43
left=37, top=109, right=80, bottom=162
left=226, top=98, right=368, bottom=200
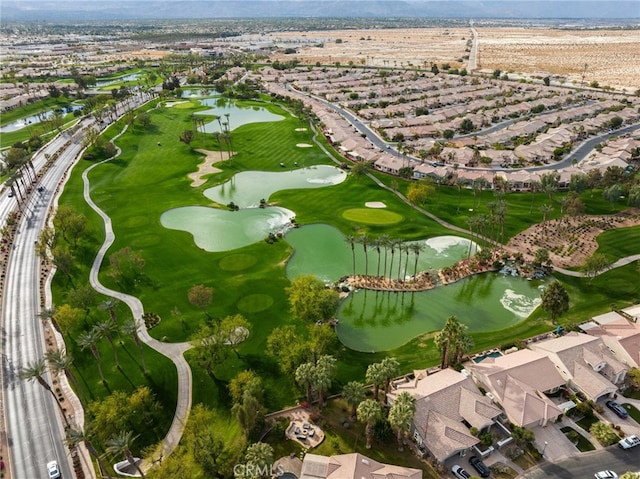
left=530, top=332, right=628, bottom=402
left=300, top=453, right=422, bottom=479
left=387, top=368, right=502, bottom=463
left=465, top=349, right=565, bottom=428
left=580, top=304, right=640, bottom=368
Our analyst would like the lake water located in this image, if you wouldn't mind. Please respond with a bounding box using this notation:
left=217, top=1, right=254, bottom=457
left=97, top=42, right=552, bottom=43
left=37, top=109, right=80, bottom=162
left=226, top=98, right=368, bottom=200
left=194, top=97, right=284, bottom=133
left=204, top=165, right=346, bottom=208
left=160, top=206, right=295, bottom=252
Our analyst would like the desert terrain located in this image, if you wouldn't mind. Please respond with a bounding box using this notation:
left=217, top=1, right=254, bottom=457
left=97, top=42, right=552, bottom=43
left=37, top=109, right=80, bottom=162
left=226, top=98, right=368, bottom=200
left=270, top=27, right=640, bottom=93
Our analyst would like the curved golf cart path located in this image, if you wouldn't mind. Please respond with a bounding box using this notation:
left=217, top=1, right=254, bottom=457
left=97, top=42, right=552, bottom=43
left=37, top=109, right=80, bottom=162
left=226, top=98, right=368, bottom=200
left=82, top=129, right=192, bottom=472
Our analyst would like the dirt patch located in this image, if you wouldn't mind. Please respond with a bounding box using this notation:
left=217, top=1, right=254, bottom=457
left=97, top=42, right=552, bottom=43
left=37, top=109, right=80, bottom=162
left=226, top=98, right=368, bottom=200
left=505, top=210, right=640, bottom=268
left=477, top=28, right=640, bottom=93
left=269, top=27, right=638, bottom=92
left=189, top=149, right=235, bottom=187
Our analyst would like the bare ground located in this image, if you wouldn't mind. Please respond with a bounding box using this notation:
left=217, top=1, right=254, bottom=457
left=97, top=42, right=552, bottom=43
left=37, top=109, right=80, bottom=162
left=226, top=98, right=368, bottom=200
left=505, top=210, right=640, bottom=268
left=270, top=27, right=639, bottom=92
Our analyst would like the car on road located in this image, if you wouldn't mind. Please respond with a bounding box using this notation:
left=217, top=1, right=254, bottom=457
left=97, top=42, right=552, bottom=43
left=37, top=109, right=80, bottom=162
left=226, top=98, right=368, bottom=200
left=618, top=434, right=640, bottom=449
left=469, top=456, right=491, bottom=477
left=606, top=400, right=628, bottom=419
left=47, top=460, right=61, bottom=479
left=594, top=471, right=618, bottom=479
left=452, top=465, right=472, bottom=479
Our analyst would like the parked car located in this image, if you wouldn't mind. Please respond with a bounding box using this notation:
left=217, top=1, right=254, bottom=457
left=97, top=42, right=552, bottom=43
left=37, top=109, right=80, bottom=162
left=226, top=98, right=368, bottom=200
left=594, top=471, right=618, bottom=479
left=618, top=434, right=640, bottom=449
left=451, top=464, right=472, bottom=479
left=606, top=400, right=629, bottom=419
left=47, top=460, right=61, bottom=479
left=469, top=456, right=491, bottom=477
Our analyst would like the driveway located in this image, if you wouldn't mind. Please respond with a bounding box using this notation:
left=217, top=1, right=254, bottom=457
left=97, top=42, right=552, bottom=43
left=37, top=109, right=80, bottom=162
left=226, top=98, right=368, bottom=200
left=530, top=421, right=584, bottom=462
left=597, top=399, right=640, bottom=437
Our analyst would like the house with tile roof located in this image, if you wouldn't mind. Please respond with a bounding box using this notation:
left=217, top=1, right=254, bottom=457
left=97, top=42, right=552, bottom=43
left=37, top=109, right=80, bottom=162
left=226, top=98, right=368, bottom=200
left=465, top=349, right=565, bottom=428
left=580, top=304, right=640, bottom=368
left=299, top=453, right=422, bottom=479
left=529, top=332, right=628, bottom=402
left=387, top=368, right=502, bottom=464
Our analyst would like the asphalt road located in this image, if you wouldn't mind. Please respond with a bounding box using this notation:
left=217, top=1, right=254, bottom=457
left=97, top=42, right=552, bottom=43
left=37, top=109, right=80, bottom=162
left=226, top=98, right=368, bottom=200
left=1, top=93, right=152, bottom=479
left=523, top=446, right=640, bottom=478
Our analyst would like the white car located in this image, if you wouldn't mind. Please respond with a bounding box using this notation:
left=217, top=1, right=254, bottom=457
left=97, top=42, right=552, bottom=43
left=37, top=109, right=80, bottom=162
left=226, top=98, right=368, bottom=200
left=47, top=460, right=61, bottom=479
left=594, top=471, right=617, bottom=479
left=618, top=434, right=640, bottom=449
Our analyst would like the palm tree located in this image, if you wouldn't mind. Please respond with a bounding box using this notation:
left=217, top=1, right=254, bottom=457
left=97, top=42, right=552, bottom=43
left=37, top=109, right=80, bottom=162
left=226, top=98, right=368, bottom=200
left=313, top=355, right=336, bottom=410
left=357, top=399, right=382, bottom=449
left=381, top=357, right=400, bottom=403
left=402, top=244, right=411, bottom=281
left=378, top=234, right=391, bottom=278
left=45, top=348, right=82, bottom=399
left=397, top=243, right=405, bottom=280
left=371, top=238, right=382, bottom=277
left=388, top=392, right=416, bottom=451
left=99, top=298, right=120, bottom=327
left=77, top=328, right=105, bottom=383
left=359, top=234, right=369, bottom=277
left=95, top=319, right=120, bottom=368
left=121, top=318, right=147, bottom=374
left=295, top=362, right=315, bottom=406
left=365, top=362, right=386, bottom=402
left=342, top=381, right=366, bottom=420
left=539, top=203, right=554, bottom=239
left=345, top=235, right=356, bottom=276
left=106, top=431, right=145, bottom=479
left=19, top=358, right=70, bottom=426
left=38, top=306, right=58, bottom=331
left=434, top=316, right=473, bottom=368
left=411, top=243, right=424, bottom=277
left=65, top=425, right=113, bottom=479
left=388, top=240, right=398, bottom=279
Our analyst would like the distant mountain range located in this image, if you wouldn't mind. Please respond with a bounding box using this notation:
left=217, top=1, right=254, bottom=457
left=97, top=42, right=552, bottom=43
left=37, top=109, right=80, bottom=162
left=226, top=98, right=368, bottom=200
left=2, top=1, right=638, bottom=21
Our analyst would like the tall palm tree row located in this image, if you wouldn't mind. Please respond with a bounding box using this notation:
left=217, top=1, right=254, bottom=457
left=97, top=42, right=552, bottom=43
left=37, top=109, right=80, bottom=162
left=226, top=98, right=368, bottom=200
left=348, top=235, right=426, bottom=281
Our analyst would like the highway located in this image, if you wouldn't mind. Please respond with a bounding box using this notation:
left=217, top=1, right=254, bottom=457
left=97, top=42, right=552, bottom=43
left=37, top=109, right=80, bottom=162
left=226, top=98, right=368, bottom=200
left=1, top=93, right=151, bottom=479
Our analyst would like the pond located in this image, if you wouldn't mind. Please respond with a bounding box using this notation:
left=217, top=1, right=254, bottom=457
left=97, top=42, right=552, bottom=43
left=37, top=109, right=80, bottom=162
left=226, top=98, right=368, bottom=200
left=336, top=273, right=546, bottom=352
left=204, top=165, right=346, bottom=208
left=95, top=73, right=142, bottom=87
left=286, top=224, right=543, bottom=352
left=286, top=224, right=475, bottom=283
left=0, top=105, right=83, bottom=133
left=194, top=97, right=284, bottom=133
left=160, top=206, right=295, bottom=252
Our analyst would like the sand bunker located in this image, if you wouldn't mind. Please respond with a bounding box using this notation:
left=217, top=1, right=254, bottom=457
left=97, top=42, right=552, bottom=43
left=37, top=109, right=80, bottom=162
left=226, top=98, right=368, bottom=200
left=296, top=143, right=313, bottom=148
left=189, top=149, right=235, bottom=187
left=365, top=201, right=387, bottom=208
left=165, top=101, right=189, bottom=108
left=295, top=127, right=308, bottom=132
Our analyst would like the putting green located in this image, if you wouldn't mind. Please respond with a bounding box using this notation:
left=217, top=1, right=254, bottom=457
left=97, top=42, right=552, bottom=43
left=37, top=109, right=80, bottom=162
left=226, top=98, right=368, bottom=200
left=342, top=208, right=403, bottom=225
left=219, top=254, right=258, bottom=271
left=237, top=294, right=274, bottom=313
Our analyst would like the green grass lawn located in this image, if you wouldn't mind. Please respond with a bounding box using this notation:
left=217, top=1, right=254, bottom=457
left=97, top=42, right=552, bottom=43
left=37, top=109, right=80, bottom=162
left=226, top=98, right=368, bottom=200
left=622, top=403, right=640, bottom=423
left=560, top=426, right=596, bottom=452
left=52, top=92, right=640, bottom=465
